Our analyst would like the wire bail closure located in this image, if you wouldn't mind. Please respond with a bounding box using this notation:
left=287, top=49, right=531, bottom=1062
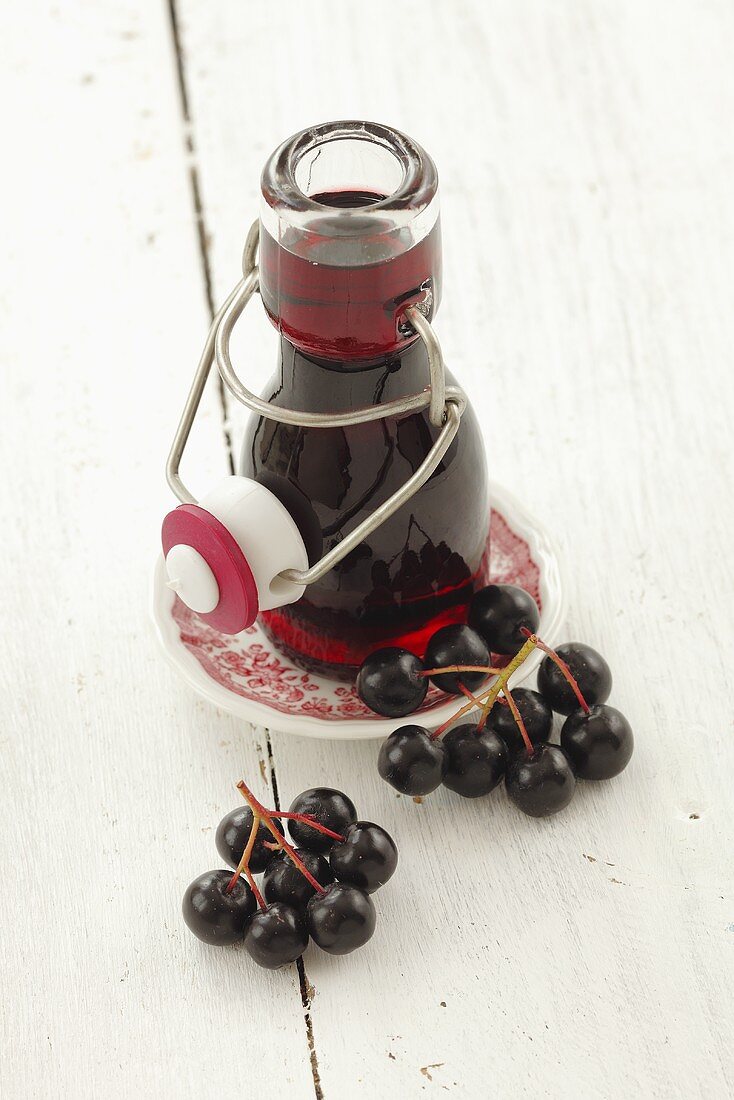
left=166, top=221, right=466, bottom=589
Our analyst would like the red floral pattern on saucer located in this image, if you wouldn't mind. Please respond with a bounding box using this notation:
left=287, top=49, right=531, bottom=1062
left=152, top=482, right=564, bottom=738
left=170, top=509, right=540, bottom=722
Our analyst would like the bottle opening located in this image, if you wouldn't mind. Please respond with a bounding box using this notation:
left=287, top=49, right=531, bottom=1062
left=293, top=133, right=405, bottom=205
left=311, top=189, right=386, bottom=210
left=259, top=121, right=442, bottom=360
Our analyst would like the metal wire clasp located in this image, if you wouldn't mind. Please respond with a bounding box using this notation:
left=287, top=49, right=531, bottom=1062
left=166, top=221, right=467, bottom=589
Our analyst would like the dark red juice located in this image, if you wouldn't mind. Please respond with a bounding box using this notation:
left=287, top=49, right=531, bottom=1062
left=243, top=187, right=488, bottom=678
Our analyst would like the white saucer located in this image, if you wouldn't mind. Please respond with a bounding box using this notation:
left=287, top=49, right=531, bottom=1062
left=151, top=482, right=566, bottom=740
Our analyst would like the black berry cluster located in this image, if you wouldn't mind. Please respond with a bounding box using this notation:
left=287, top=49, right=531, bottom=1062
left=182, top=783, right=397, bottom=968
left=357, top=584, right=634, bottom=818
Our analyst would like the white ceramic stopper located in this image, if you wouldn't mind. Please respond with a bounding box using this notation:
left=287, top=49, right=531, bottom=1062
left=199, top=476, right=309, bottom=611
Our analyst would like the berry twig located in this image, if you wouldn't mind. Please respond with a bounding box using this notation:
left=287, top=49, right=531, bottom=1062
left=268, top=812, right=345, bottom=843
left=501, top=686, right=534, bottom=757
left=457, top=682, right=486, bottom=710
left=475, top=636, right=538, bottom=728
left=420, top=664, right=503, bottom=677
left=227, top=810, right=265, bottom=906
left=430, top=637, right=537, bottom=737
left=237, top=780, right=325, bottom=895
left=429, top=632, right=587, bottom=740
left=520, top=628, right=590, bottom=713
left=431, top=682, right=496, bottom=737
left=432, top=688, right=492, bottom=738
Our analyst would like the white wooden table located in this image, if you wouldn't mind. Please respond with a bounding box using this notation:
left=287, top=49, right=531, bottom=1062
left=2, top=3, right=733, bottom=1097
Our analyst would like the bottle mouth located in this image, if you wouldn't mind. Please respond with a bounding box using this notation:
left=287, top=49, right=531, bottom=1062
left=260, top=120, right=438, bottom=241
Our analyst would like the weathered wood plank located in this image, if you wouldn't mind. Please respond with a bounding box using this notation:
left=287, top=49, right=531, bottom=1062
left=0, top=3, right=313, bottom=1097
left=177, top=1, right=734, bottom=1096
left=2, top=0, right=733, bottom=1097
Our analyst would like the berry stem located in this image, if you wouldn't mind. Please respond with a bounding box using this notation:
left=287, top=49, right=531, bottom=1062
left=268, top=811, right=345, bottom=843
left=237, top=780, right=326, bottom=895
left=502, top=686, right=535, bottom=757
left=227, top=810, right=265, bottom=907
left=476, top=635, right=538, bottom=728
left=458, top=682, right=486, bottom=713
left=431, top=638, right=537, bottom=738
left=432, top=684, right=493, bottom=738
left=420, top=664, right=503, bottom=677
left=458, top=683, right=480, bottom=702
left=520, top=628, right=591, bottom=714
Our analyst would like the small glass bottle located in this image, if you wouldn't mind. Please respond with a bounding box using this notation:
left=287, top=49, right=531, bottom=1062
left=241, top=121, right=489, bottom=678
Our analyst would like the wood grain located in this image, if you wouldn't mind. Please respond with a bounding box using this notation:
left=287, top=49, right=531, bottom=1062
left=0, top=3, right=312, bottom=1097
left=2, top=1, right=733, bottom=1097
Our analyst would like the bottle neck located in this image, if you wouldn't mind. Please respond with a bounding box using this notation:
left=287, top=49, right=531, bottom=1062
left=274, top=334, right=432, bottom=414
left=259, top=216, right=442, bottom=362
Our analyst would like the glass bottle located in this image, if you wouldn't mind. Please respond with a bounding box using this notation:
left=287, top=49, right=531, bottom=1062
left=241, top=121, right=489, bottom=678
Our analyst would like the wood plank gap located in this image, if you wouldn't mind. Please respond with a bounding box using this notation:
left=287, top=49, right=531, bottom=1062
left=266, top=732, right=325, bottom=1100
left=167, top=8, right=323, bottom=1091
left=296, top=957, right=325, bottom=1100
left=166, top=0, right=234, bottom=474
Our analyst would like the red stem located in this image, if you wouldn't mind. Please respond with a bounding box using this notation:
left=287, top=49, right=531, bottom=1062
left=226, top=810, right=266, bottom=906
left=269, top=811, right=345, bottom=843
left=237, top=781, right=326, bottom=895
left=457, top=683, right=489, bottom=731
left=429, top=636, right=539, bottom=739
left=243, top=867, right=265, bottom=907
left=420, top=664, right=502, bottom=677
left=432, top=718, right=451, bottom=740
left=521, top=628, right=590, bottom=713
left=502, top=686, right=535, bottom=757
left=431, top=682, right=495, bottom=739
